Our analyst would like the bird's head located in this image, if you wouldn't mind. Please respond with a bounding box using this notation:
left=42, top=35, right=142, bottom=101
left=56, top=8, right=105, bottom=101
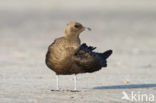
left=64, top=21, right=91, bottom=37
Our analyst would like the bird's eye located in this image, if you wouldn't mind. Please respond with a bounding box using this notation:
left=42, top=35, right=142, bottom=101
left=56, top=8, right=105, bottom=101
left=74, top=24, right=81, bottom=28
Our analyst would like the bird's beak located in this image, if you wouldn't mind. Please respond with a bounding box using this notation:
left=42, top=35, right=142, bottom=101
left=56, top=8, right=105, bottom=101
left=84, top=27, right=91, bottom=31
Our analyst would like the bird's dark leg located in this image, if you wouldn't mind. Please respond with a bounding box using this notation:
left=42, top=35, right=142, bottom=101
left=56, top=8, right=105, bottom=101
left=56, top=75, right=59, bottom=90
left=74, top=74, right=77, bottom=90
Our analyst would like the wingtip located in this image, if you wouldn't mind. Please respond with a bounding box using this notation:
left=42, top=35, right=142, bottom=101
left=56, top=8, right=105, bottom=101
left=108, top=49, right=113, bottom=54
left=103, top=49, right=113, bottom=59
left=105, top=49, right=113, bottom=54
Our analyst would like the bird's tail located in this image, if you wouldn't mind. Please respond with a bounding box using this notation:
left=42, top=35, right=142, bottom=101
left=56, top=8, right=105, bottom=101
left=93, top=50, right=112, bottom=67
left=102, top=50, right=113, bottom=59
left=79, top=43, right=113, bottom=67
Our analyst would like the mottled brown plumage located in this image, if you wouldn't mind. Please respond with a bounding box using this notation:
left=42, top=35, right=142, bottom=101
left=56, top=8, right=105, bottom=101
left=45, top=21, right=112, bottom=75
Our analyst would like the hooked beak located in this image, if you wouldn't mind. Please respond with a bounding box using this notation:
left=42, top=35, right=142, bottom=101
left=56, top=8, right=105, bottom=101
left=83, top=27, right=91, bottom=31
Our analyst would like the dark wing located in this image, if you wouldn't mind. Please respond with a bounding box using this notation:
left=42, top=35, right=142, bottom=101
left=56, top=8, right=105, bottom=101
left=79, top=43, right=96, bottom=52
left=72, top=43, right=113, bottom=73
left=72, top=43, right=101, bottom=73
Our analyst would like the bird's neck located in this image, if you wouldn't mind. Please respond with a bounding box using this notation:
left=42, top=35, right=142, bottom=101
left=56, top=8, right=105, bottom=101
left=64, top=33, right=81, bottom=47
left=64, top=32, right=80, bottom=40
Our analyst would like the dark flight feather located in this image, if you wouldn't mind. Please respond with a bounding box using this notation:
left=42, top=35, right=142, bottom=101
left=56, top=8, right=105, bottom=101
left=73, top=43, right=112, bottom=73
left=79, top=43, right=96, bottom=52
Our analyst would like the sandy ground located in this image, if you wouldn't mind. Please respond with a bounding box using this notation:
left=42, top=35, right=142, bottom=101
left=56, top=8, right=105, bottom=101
left=0, top=0, right=156, bottom=103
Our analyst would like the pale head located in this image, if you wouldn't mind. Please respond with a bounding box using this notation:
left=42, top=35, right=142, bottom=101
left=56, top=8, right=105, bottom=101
left=64, top=21, right=91, bottom=37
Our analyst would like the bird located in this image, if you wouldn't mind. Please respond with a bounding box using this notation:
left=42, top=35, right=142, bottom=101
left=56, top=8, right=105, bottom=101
left=45, top=21, right=112, bottom=91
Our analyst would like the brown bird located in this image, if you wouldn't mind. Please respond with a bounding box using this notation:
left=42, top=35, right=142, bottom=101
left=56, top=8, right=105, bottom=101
left=45, top=21, right=112, bottom=90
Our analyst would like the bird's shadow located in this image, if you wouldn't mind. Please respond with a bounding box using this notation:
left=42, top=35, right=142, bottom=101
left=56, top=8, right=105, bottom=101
left=93, top=84, right=156, bottom=89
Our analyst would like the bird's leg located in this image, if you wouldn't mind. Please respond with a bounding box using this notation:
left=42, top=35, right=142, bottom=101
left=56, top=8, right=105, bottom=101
left=74, top=75, right=77, bottom=90
left=56, top=75, right=59, bottom=90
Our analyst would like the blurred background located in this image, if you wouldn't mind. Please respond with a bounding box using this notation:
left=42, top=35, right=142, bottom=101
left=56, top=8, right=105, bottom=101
left=0, top=0, right=156, bottom=102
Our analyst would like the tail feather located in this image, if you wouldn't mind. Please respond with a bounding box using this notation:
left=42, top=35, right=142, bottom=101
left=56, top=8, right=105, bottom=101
left=93, top=50, right=112, bottom=67
left=102, top=50, right=113, bottom=59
